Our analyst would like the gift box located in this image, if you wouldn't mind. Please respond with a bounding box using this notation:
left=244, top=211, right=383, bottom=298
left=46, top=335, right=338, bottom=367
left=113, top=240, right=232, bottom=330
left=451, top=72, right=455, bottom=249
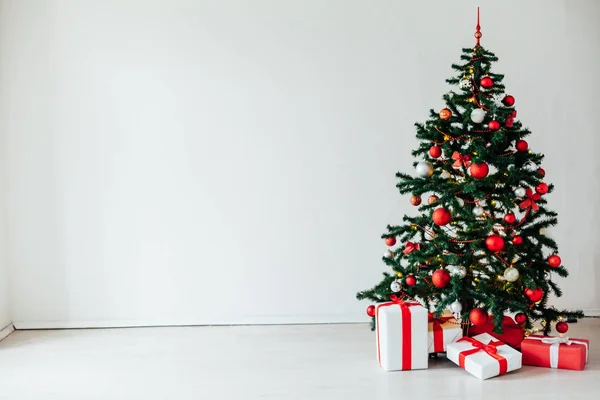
left=376, top=295, right=428, bottom=371
left=467, top=316, right=525, bottom=349
left=446, top=333, right=522, bottom=380
left=521, top=335, right=589, bottom=370
left=427, top=311, right=463, bottom=353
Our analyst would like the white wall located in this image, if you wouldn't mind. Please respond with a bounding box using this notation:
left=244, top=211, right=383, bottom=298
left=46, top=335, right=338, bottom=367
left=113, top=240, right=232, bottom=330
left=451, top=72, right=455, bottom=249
left=1, top=0, right=599, bottom=329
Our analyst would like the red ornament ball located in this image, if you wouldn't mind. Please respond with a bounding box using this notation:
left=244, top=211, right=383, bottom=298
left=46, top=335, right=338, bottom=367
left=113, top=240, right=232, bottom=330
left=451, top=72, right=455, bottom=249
left=536, top=183, right=549, bottom=195
left=366, top=305, right=376, bottom=317
left=502, top=95, right=515, bottom=107
left=432, top=208, right=452, bottom=226
left=524, top=287, right=544, bottom=303
left=516, top=140, right=528, bottom=152
left=537, top=168, right=546, bottom=177
left=504, top=213, right=516, bottom=224
left=469, top=308, right=489, bottom=326
left=385, top=237, right=396, bottom=247
left=410, top=196, right=422, bottom=206
left=515, top=313, right=527, bottom=324
left=439, top=108, right=452, bottom=120
left=429, top=145, right=442, bottom=158
left=469, top=162, right=489, bottom=179
left=432, top=269, right=451, bottom=288
left=480, top=76, right=494, bottom=88
left=556, top=321, right=569, bottom=334
left=428, top=195, right=439, bottom=205
left=488, top=120, right=501, bottom=131
left=405, top=275, right=417, bottom=287
left=548, top=254, right=562, bottom=268
left=485, top=234, right=505, bottom=252
left=512, top=235, right=523, bottom=245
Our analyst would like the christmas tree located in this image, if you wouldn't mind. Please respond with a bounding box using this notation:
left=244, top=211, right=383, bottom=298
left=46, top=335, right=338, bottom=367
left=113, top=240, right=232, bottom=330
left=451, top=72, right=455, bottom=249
left=357, top=11, right=583, bottom=336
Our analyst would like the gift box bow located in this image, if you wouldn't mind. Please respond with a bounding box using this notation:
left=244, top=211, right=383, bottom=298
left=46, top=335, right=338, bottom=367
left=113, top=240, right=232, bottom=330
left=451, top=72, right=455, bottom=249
left=457, top=337, right=508, bottom=375
left=526, top=336, right=589, bottom=368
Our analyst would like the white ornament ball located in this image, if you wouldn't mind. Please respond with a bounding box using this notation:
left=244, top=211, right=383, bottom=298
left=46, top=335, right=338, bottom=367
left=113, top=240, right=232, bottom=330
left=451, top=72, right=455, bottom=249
left=544, top=272, right=551, bottom=282
left=384, top=250, right=393, bottom=258
left=459, top=79, right=472, bottom=90
left=390, top=281, right=402, bottom=293
left=470, top=108, right=486, bottom=124
left=424, top=231, right=436, bottom=241
left=456, top=198, right=465, bottom=207
left=503, top=267, right=520, bottom=282
left=416, top=161, right=434, bottom=178
left=452, top=266, right=467, bottom=279
left=440, top=171, right=451, bottom=179
left=514, top=187, right=526, bottom=198
left=450, top=300, right=463, bottom=313
left=472, top=206, right=484, bottom=217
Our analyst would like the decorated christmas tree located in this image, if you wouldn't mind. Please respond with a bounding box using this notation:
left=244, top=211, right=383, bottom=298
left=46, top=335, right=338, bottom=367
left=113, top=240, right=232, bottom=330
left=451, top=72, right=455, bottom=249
left=357, top=11, right=583, bottom=336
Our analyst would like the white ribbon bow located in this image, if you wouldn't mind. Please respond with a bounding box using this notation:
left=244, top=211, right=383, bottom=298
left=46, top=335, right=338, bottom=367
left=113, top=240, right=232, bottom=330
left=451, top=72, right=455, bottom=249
left=527, top=336, right=589, bottom=368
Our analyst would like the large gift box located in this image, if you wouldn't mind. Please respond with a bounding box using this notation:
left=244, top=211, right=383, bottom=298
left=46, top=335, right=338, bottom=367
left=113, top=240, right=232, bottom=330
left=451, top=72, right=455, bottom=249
left=376, top=295, right=428, bottom=371
left=522, top=335, right=589, bottom=370
left=427, top=311, right=463, bottom=353
left=467, top=315, right=525, bottom=349
left=446, top=333, right=522, bottom=380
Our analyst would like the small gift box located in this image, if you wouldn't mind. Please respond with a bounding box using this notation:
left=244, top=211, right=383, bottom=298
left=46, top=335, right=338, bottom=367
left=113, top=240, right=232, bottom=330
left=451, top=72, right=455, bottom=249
left=446, top=333, right=522, bottom=380
left=376, top=295, right=428, bottom=371
left=427, top=311, right=463, bottom=353
left=521, top=335, right=589, bottom=370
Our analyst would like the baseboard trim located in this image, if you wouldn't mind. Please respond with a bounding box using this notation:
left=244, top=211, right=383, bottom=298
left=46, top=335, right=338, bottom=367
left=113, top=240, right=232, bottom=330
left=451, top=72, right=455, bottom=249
left=12, top=309, right=600, bottom=330
left=0, top=323, right=15, bottom=342
left=583, top=308, right=600, bottom=316
left=13, top=315, right=367, bottom=330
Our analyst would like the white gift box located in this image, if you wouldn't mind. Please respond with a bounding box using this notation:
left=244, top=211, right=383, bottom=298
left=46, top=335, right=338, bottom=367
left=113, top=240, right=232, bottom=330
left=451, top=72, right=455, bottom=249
left=446, top=333, right=522, bottom=380
left=375, top=298, right=428, bottom=371
left=427, top=312, right=463, bottom=353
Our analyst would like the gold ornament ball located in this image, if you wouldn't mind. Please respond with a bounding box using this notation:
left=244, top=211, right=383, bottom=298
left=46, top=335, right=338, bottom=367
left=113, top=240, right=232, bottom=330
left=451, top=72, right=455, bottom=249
left=428, top=195, right=439, bottom=205
left=410, top=195, right=422, bottom=206
left=439, top=108, right=452, bottom=120
left=397, top=272, right=403, bottom=278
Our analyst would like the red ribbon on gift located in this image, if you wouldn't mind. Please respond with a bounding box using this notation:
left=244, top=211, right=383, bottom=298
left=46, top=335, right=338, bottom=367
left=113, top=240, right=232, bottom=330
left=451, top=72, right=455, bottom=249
left=457, top=337, right=508, bottom=375
left=451, top=152, right=472, bottom=168
left=519, top=188, right=541, bottom=211
left=376, top=295, right=422, bottom=370
left=428, top=313, right=454, bottom=353
left=403, top=242, right=420, bottom=255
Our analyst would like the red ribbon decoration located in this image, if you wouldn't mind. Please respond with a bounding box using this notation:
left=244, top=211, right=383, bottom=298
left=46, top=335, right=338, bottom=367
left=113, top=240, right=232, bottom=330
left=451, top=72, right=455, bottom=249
left=505, top=110, right=517, bottom=128
left=428, top=313, right=454, bottom=353
left=403, top=242, right=420, bottom=255
left=519, top=188, right=541, bottom=211
left=376, top=295, right=422, bottom=370
left=457, top=337, right=508, bottom=375
left=451, top=152, right=472, bottom=168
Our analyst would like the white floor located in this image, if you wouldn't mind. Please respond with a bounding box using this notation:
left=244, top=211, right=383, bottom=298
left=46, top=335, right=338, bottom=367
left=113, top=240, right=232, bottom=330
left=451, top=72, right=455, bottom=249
left=0, top=320, right=598, bottom=400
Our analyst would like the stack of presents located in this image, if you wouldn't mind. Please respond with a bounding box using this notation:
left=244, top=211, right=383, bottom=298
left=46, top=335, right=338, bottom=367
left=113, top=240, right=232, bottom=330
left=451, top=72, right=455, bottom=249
left=376, top=297, right=589, bottom=379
